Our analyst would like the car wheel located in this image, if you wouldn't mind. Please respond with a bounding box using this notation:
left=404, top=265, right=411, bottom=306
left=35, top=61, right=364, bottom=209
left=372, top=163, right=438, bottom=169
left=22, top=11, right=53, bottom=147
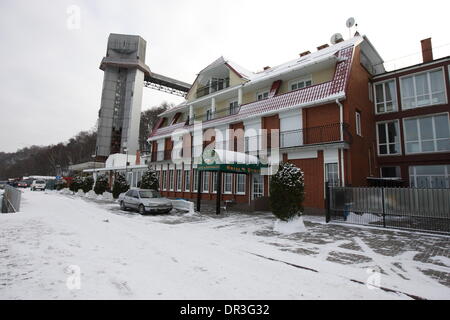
left=120, top=201, right=126, bottom=211
left=138, top=204, right=145, bottom=215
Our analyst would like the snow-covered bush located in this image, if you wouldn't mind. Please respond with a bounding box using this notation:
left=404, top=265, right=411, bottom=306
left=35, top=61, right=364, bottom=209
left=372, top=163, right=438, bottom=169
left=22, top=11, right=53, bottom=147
left=139, top=168, right=159, bottom=191
left=269, top=162, right=305, bottom=222
left=94, top=174, right=109, bottom=195
left=112, top=173, right=129, bottom=199
left=82, top=176, right=94, bottom=193
left=69, top=176, right=84, bottom=193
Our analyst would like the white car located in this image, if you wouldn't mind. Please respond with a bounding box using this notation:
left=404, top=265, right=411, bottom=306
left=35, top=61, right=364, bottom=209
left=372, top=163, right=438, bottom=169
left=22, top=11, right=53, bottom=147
left=31, top=180, right=46, bottom=191
left=119, top=189, right=173, bottom=215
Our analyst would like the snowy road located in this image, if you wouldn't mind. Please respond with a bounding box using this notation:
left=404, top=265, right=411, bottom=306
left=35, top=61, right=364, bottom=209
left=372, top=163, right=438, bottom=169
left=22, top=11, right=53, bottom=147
left=0, top=189, right=449, bottom=300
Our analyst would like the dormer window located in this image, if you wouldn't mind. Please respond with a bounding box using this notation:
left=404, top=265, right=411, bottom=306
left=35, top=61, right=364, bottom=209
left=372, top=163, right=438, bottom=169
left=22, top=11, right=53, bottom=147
left=289, top=76, right=312, bottom=91
left=256, top=90, right=269, bottom=101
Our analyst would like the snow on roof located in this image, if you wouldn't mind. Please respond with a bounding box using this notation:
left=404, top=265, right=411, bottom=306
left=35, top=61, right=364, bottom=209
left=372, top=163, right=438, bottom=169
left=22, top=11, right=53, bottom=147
left=105, top=153, right=137, bottom=169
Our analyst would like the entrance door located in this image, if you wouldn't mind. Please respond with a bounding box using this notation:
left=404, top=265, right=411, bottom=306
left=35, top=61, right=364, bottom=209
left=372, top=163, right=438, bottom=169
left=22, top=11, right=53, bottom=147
left=251, top=174, right=264, bottom=200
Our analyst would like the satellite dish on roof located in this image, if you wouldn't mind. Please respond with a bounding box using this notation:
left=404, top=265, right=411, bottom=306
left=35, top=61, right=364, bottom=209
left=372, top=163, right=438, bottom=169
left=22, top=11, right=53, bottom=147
left=330, top=33, right=344, bottom=45
left=346, top=17, right=355, bottom=28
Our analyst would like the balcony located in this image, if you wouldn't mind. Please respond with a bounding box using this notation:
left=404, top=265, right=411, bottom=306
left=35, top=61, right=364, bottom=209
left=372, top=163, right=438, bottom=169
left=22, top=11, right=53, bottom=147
left=196, top=78, right=230, bottom=98
left=280, top=123, right=351, bottom=148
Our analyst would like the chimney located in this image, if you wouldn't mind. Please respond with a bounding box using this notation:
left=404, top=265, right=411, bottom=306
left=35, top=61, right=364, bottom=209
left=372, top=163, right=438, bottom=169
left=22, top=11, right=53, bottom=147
left=317, top=44, right=329, bottom=51
left=421, top=38, right=433, bottom=63
left=299, top=50, right=311, bottom=57
left=263, top=66, right=271, bottom=70
left=135, top=150, right=141, bottom=165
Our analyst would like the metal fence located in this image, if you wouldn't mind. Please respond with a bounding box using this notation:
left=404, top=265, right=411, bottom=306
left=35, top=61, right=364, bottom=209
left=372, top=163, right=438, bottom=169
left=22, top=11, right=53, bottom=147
left=2, top=185, right=22, bottom=213
left=326, top=184, right=450, bottom=234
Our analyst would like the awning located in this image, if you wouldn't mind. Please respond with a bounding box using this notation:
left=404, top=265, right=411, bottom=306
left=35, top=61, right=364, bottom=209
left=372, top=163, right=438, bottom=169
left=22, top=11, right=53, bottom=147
left=197, top=149, right=267, bottom=174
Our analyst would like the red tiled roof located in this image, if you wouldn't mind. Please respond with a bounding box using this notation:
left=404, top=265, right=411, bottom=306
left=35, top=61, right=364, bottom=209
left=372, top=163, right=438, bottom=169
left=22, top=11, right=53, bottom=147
left=149, top=45, right=354, bottom=140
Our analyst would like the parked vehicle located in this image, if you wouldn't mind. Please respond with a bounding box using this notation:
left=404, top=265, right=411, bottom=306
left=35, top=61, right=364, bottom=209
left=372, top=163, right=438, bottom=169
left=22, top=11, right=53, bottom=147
left=17, top=181, right=29, bottom=188
left=31, top=180, right=46, bottom=191
left=0, top=181, right=7, bottom=189
left=119, top=189, right=173, bottom=215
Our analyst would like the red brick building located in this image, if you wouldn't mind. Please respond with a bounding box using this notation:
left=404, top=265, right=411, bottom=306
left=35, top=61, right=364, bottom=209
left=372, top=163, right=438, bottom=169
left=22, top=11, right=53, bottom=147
left=144, top=35, right=449, bottom=212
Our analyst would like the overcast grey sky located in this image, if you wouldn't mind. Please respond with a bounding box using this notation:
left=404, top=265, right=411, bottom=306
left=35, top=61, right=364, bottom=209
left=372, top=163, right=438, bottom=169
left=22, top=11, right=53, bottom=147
left=0, top=0, right=448, bottom=153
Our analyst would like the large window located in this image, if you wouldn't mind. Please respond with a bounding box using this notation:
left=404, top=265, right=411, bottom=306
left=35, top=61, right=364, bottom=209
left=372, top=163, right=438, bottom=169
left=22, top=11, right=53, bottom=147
left=202, top=172, right=210, bottom=193
left=377, top=121, right=401, bottom=155
left=409, top=165, right=450, bottom=189
left=236, top=174, right=246, bottom=194
left=374, top=80, right=397, bottom=113
left=223, top=173, right=232, bottom=194
left=325, top=163, right=340, bottom=186
left=176, top=169, right=182, bottom=191
left=206, top=109, right=213, bottom=121
left=257, top=90, right=269, bottom=101
left=356, top=111, right=362, bottom=136
left=404, top=114, right=450, bottom=154
left=290, top=77, right=312, bottom=91
left=400, top=69, right=446, bottom=109
left=162, top=171, right=167, bottom=191
left=184, top=169, right=191, bottom=192
left=381, top=166, right=401, bottom=178
left=169, top=170, right=174, bottom=191
left=193, top=169, right=199, bottom=192
left=229, top=101, right=239, bottom=115
left=212, top=172, right=218, bottom=193
left=252, top=174, right=264, bottom=199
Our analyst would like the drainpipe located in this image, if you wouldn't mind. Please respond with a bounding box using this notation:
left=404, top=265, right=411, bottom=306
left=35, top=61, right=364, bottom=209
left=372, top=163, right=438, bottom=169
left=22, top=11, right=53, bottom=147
left=336, top=99, right=345, bottom=186
left=336, top=99, right=344, bottom=141
left=238, top=87, right=243, bottom=105
left=189, top=105, right=194, bottom=124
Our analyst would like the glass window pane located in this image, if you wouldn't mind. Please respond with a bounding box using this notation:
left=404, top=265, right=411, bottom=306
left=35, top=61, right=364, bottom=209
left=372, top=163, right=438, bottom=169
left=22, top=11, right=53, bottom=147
left=378, top=123, right=387, bottom=143
left=421, top=140, right=435, bottom=152
left=375, top=84, right=384, bottom=103
left=437, top=139, right=450, bottom=151
left=415, top=73, right=429, bottom=96
left=401, top=77, right=414, bottom=97
left=404, top=119, right=418, bottom=141
left=389, top=144, right=399, bottom=154
left=384, top=82, right=393, bottom=101
left=406, top=142, right=420, bottom=153
left=419, top=117, right=434, bottom=140
left=415, top=165, right=445, bottom=175
left=430, top=69, right=444, bottom=93
left=379, top=145, right=388, bottom=154
left=387, top=122, right=398, bottom=143
left=434, top=115, right=450, bottom=139
left=377, top=103, right=385, bottom=113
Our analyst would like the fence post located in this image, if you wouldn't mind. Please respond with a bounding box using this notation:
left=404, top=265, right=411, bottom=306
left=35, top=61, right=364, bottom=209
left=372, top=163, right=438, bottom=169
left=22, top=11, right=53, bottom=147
left=381, top=187, right=386, bottom=228
left=325, top=182, right=331, bottom=223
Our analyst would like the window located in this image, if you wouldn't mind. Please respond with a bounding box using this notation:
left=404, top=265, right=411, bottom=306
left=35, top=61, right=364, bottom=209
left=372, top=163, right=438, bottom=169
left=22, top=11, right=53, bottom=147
left=325, top=163, right=339, bottom=186
left=356, top=111, right=362, bottom=136
left=377, top=121, right=401, bottom=155
left=256, top=90, right=269, bottom=101
left=381, top=167, right=401, bottom=178
left=224, top=173, right=232, bottom=194
left=400, top=69, right=446, bottom=109
left=184, top=170, right=191, bottom=192
left=162, top=171, right=167, bottom=191
left=229, top=101, right=239, bottom=115
left=404, top=114, right=450, bottom=154
left=169, top=170, right=174, bottom=191
left=374, top=80, right=397, bottom=113
left=206, top=109, right=213, bottom=121
left=409, top=165, right=450, bottom=188
left=176, top=170, right=182, bottom=191
left=202, top=172, right=210, bottom=193
left=252, top=174, right=264, bottom=199
left=212, top=172, right=218, bottom=193
left=290, top=77, right=312, bottom=91
left=193, top=169, right=199, bottom=192
left=236, top=174, right=246, bottom=194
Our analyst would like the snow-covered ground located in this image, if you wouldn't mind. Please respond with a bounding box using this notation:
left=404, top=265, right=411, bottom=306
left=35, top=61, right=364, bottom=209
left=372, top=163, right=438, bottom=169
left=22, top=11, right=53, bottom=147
left=0, top=189, right=449, bottom=300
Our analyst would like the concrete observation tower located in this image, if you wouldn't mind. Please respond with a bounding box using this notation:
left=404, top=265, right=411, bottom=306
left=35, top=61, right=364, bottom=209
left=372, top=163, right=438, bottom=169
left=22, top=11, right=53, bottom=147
left=95, top=33, right=190, bottom=160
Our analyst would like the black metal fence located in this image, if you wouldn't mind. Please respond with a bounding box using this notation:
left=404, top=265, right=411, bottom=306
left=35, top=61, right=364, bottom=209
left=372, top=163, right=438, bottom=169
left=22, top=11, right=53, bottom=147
left=326, top=184, right=450, bottom=234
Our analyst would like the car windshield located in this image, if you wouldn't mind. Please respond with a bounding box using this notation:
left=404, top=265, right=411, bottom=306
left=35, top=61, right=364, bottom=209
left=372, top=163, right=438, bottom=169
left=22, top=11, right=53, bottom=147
left=36, top=180, right=45, bottom=184
left=139, top=190, right=161, bottom=199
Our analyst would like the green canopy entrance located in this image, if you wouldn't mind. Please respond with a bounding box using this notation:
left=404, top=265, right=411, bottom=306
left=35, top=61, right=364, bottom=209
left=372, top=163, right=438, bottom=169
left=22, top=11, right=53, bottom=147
left=195, top=149, right=268, bottom=215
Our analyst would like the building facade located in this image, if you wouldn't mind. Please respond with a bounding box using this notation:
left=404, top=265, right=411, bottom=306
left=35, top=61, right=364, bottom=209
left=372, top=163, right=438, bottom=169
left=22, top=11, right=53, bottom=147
left=373, top=39, right=450, bottom=188
left=145, top=34, right=394, bottom=212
